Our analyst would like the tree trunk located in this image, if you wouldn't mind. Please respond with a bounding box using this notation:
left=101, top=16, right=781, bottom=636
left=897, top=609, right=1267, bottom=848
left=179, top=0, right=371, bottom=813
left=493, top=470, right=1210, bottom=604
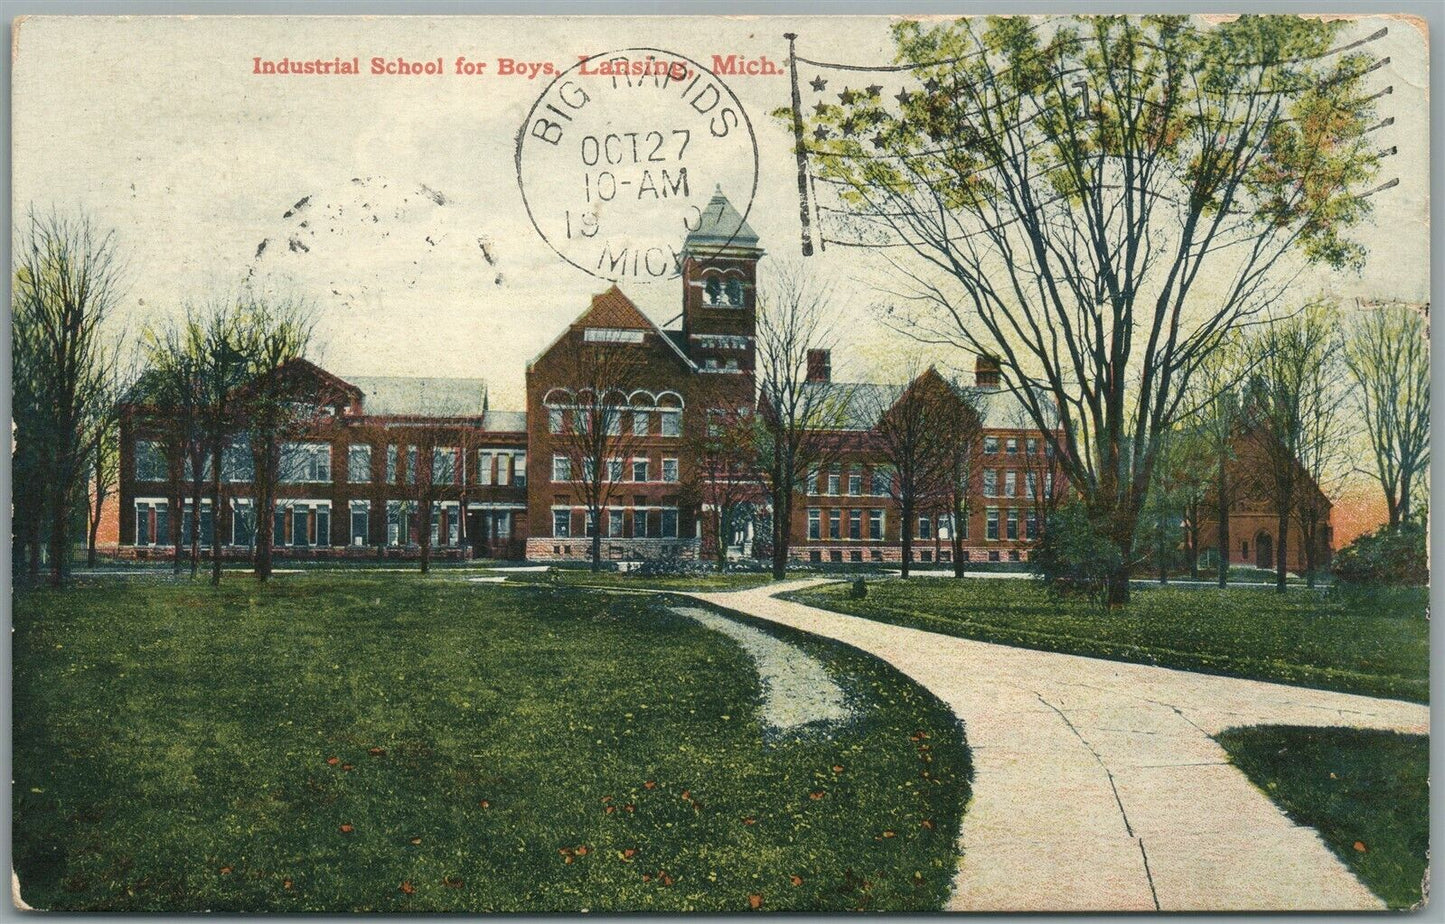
left=771, top=485, right=790, bottom=580
left=1157, top=511, right=1168, bottom=584
left=589, top=513, right=601, bottom=573
left=1107, top=563, right=1131, bottom=607
left=715, top=507, right=729, bottom=572
left=210, top=442, right=225, bottom=586
left=254, top=437, right=276, bottom=583
left=1274, top=509, right=1289, bottom=593
left=47, top=480, right=68, bottom=588
left=420, top=499, right=433, bottom=575
left=1397, top=471, right=1412, bottom=527
left=1215, top=464, right=1230, bottom=589
left=190, top=474, right=203, bottom=579
left=951, top=501, right=965, bottom=578
left=899, top=497, right=913, bottom=579
left=87, top=482, right=104, bottom=570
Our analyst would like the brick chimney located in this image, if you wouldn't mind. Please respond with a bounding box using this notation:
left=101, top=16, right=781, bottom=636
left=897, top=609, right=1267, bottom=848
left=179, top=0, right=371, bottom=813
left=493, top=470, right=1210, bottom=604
left=806, top=349, right=832, bottom=383
left=974, top=354, right=1001, bottom=389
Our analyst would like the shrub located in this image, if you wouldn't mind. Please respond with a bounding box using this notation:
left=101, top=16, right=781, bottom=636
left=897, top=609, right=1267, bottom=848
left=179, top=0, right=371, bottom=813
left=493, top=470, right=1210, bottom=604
left=1031, top=503, right=1122, bottom=606
left=1332, top=524, right=1427, bottom=586
left=848, top=577, right=868, bottom=600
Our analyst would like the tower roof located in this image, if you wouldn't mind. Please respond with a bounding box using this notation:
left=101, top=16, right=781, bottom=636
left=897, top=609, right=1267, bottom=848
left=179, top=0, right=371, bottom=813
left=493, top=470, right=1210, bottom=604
left=684, top=186, right=761, bottom=255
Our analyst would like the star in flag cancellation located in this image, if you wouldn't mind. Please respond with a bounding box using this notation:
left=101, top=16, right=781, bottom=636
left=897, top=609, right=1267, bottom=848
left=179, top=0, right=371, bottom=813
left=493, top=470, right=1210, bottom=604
left=809, top=75, right=828, bottom=92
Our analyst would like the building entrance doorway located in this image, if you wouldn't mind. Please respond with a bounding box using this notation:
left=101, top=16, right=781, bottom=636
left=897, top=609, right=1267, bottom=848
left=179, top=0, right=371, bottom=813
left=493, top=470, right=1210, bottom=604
left=1255, top=532, right=1273, bottom=570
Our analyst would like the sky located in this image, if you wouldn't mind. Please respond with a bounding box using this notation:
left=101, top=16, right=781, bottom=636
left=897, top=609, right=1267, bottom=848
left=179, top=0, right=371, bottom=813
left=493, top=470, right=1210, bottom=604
left=11, top=14, right=1429, bottom=539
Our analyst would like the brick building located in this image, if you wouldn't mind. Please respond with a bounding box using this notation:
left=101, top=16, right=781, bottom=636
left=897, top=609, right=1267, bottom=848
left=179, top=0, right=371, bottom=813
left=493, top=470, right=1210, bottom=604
left=112, top=188, right=1330, bottom=570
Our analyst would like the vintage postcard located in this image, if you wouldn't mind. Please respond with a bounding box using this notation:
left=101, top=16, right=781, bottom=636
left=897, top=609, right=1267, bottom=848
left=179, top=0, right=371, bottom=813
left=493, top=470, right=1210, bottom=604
left=9, top=11, right=1431, bottom=913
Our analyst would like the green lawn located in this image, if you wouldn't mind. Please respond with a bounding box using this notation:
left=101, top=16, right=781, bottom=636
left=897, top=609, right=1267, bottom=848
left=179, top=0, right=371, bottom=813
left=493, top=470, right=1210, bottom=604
left=13, top=576, right=970, bottom=912
left=502, top=569, right=783, bottom=593
left=783, top=579, right=1428, bottom=702
left=1216, top=726, right=1429, bottom=909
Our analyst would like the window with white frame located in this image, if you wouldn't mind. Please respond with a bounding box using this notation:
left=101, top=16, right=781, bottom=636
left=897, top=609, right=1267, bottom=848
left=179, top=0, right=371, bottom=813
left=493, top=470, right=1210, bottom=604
left=984, top=436, right=999, bottom=454
left=808, top=509, right=821, bottom=540
left=1026, top=511, right=1039, bottom=541
left=661, top=458, right=679, bottom=483
left=828, top=510, right=841, bottom=539
left=1006, top=508, right=1020, bottom=540
left=608, top=457, right=625, bottom=482
left=583, top=327, right=645, bottom=343
left=848, top=465, right=863, bottom=496
left=986, top=507, right=1000, bottom=540
left=827, top=465, right=841, bottom=495
left=549, top=407, right=565, bottom=434
left=223, top=441, right=254, bottom=482
left=983, top=469, right=998, bottom=497
left=608, top=507, right=624, bottom=538
left=180, top=499, right=216, bottom=547
left=281, top=442, right=331, bottom=483
left=350, top=501, right=369, bottom=546
left=435, top=447, right=459, bottom=485
left=871, top=467, right=890, bottom=495
left=348, top=444, right=371, bottom=483
left=231, top=499, right=255, bottom=547
left=478, top=451, right=493, bottom=485
left=387, top=445, right=399, bottom=482
left=1004, top=471, right=1017, bottom=498
left=495, top=452, right=511, bottom=486
left=1006, top=438, right=1018, bottom=455
left=552, top=455, right=571, bottom=482
left=660, top=508, right=679, bottom=538
left=848, top=510, right=862, bottom=540
left=553, top=509, right=571, bottom=537
left=134, top=500, right=168, bottom=545
left=584, top=510, right=597, bottom=537
left=807, top=470, right=819, bottom=495
left=513, top=452, right=527, bottom=487
left=660, top=409, right=681, bottom=437
left=135, top=440, right=167, bottom=481
left=494, top=510, right=513, bottom=539
left=632, top=457, right=649, bottom=482
left=870, top=510, right=886, bottom=541
left=633, top=410, right=650, bottom=436
left=917, top=514, right=931, bottom=540
left=406, top=446, right=418, bottom=485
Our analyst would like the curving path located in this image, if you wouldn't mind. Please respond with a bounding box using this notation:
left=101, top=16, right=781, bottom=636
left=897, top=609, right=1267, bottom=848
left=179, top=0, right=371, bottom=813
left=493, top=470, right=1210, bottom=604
left=690, top=579, right=1429, bottom=912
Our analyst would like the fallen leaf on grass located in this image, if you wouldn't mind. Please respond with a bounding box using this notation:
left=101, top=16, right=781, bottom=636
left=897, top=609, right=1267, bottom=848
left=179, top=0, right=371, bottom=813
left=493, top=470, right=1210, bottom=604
left=479, top=800, right=491, bottom=809
left=644, top=780, right=656, bottom=789
left=809, top=791, right=827, bottom=800
left=642, top=873, right=652, bottom=883
left=341, top=764, right=354, bottom=772
left=660, top=871, right=675, bottom=887
left=880, top=830, right=897, bottom=839
left=441, top=876, right=464, bottom=889
left=749, top=894, right=763, bottom=909
left=920, top=819, right=935, bottom=830
left=338, top=824, right=354, bottom=834
left=680, top=790, right=691, bottom=801
left=219, top=866, right=233, bottom=875
left=282, top=878, right=293, bottom=890
left=368, top=747, right=386, bottom=757
left=325, top=757, right=340, bottom=766
left=601, top=796, right=613, bottom=804
left=621, top=848, right=637, bottom=860
left=1354, top=841, right=1368, bottom=853
left=790, top=875, right=803, bottom=887
left=409, top=837, right=422, bottom=846
left=742, top=817, right=756, bottom=826
left=605, top=805, right=616, bottom=815
left=399, top=881, right=415, bottom=895
left=575, top=846, right=589, bottom=857
left=831, top=764, right=845, bottom=774
left=625, top=804, right=636, bottom=813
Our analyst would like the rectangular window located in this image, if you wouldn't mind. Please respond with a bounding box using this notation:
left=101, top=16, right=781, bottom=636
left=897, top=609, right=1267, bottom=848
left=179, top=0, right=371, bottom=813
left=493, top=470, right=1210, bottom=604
left=986, top=508, right=1000, bottom=540
left=848, top=509, right=862, bottom=540
left=494, top=511, right=512, bottom=539
left=1006, top=508, right=1020, bottom=541
left=496, top=452, right=511, bottom=486
left=608, top=507, right=624, bottom=538
left=984, top=436, right=999, bottom=454
left=918, top=515, right=932, bottom=540
left=514, top=451, right=527, bottom=487
left=1045, top=473, right=1054, bottom=497
left=660, top=508, right=679, bottom=539
left=848, top=466, right=863, bottom=496
left=135, top=440, right=167, bottom=481
left=552, top=455, right=571, bottom=482
left=871, top=510, right=886, bottom=541
left=1006, top=438, right=1018, bottom=455
left=317, top=506, right=330, bottom=547
left=660, top=410, right=681, bottom=437
left=1004, top=471, right=1017, bottom=498
left=871, top=468, right=890, bottom=496
left=478, top=451, right=494, bottom=485
left=223, top=441, right=254, bottom=482
left=605, top=411, right=623, bottom=437
left=350, top=502, right=369, bottom=546
left=448, top=508, right=460, bottom=547
left=634, top=508, right=651, bottom=538
left=348, top=444, right=371, bottom=483
left=607, top=457, right=624, bottom=482
left=231, top=501, right=254, bottom=547
left=983, top=469, right=998, bottom=497
left=387, top=445, right=398, bottom=482
left=553, top=509, right=571, bottom=538
left=828, top=510, right=841, bottom=540
left=807, top=470, right=819, bottom=495
left=406, top=446, right=417, bottom=485
left=583, top=327, right=645, bottom=343
left=808, top=509, right=821, bottom=540
left=387, top=501, right=404, bottom=546
left=1026, top=511, right=1039, bottom=541
left=961, top=513, right=970, bottom=540
left=549, top=407, right=565, bottom=434
left=183, top=454, right=214, bottom=483
left=584, top=510, right=597, bottom=538
left=632, top=458, right=649, bottom=482
left=180, top=501, right=215, bottom=548
left=435, top=447, right=458, bottom=485
left=135, top=503, right=151, bottom=545
left=662, top=458, right=679, bottom=483
left=1026, top=472, right=1037, bottom=499
left=281, top=442, right=330, bottom=483
left=292, top=507, right=309, bottom=547
left=1026, top=438, right=1038, bottom=455
left=633, top=410, right=650, bottom=436
left=827, top=465, right=841, bottom=496
left=582, top=458, right=597, bottom=483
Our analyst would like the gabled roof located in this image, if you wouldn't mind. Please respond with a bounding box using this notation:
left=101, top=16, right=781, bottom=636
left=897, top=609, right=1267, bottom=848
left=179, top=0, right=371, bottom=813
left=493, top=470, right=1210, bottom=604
left=684, top=186, right=761, bottom=254
left=528, top=285, right=696, bottom=372
left=803, top=377, right=1061, bottom=431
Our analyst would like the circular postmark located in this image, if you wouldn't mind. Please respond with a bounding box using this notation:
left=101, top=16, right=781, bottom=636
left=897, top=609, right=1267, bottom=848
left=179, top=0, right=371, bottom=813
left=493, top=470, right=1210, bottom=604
left=515, top=48, right=759, bottom=283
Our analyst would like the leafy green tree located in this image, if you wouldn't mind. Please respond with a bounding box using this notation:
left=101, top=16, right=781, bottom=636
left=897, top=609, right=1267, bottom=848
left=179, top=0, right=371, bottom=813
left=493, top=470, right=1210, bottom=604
left=790, top=15, right=1387, bottom=602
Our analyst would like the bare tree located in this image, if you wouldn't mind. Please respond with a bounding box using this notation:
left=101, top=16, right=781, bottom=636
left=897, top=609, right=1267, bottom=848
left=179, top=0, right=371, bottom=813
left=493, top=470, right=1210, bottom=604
left=82, top=358, right=133, bottom=568
left=754, top=266, right=855, bottom=579
left=547, top=343, right=647, bottom=571
left=800, top=16, right=1388, bottom=603
left=239, top=296, right=317, bottom=583
left=683, top=380, right=761, bottom=570
left=1182, top=339, right=1247, bottom=587
left=865, top=366, right=959, bottom=578
left=12, top=209, right=125, bottom=586
left=1244, top=304, right=1340, bottom=592
left=936, top=383, right=985, bottom=578
left=141, top=318, right=209, bottom=577
left=1342, top=302, right=1430, bottom=530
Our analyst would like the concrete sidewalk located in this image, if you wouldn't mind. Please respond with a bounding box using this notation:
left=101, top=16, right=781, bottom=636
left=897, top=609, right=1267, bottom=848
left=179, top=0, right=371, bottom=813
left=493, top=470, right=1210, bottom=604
left=691, top=580, right=1429, bottom=912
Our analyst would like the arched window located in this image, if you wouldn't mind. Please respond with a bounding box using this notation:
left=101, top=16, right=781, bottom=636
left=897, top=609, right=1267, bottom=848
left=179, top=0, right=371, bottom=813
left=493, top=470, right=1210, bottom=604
left=704, top=275, right=723, bottom=305
left=725, top=277, right=744, bottom=306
